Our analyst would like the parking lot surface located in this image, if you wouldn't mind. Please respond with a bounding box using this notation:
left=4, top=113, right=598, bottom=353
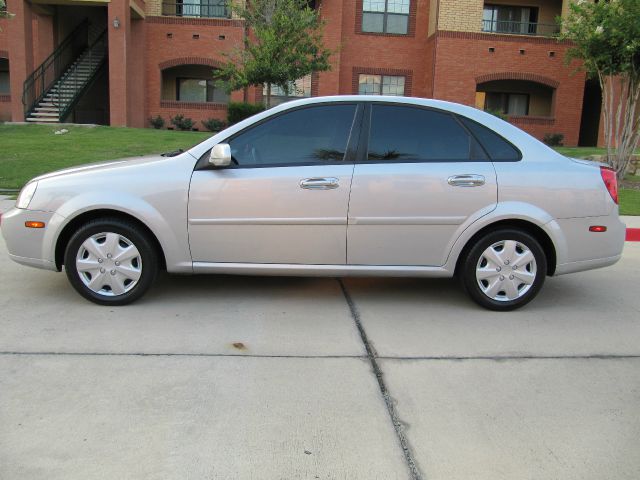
left=1, top=197, right=639, bottom=479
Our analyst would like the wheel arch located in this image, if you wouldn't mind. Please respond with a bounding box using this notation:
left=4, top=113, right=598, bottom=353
left=54, top=209, right=167, bottom=271
left=454, top=219, right=557, bottom=276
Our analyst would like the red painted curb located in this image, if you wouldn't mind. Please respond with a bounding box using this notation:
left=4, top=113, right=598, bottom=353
left=627, top=228, right=640, bottom=242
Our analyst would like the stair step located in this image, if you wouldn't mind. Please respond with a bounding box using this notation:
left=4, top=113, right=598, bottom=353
left=35, top=107, right=59, bottom=112
left=31, top=112, right=60, bottom=117
left=26, top=117, right=60, bottom=122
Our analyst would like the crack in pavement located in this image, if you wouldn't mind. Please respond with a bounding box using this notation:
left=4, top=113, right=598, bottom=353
left=338, top=279, right=423, bottom=480
left=0, top=351, right=365, bottom=359
left=1, top=352, right=637, bottom=360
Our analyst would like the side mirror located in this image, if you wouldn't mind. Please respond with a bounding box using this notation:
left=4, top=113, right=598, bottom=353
left=208, top=143, right=232, bottom=167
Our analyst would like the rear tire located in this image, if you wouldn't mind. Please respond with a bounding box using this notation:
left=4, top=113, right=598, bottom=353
left=64, top=218, right=158, bottom=306
left=460, top=229, right=547, bottom=311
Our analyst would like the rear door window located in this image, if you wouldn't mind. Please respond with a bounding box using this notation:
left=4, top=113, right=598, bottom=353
left=366, top=105, right=487, bottom=162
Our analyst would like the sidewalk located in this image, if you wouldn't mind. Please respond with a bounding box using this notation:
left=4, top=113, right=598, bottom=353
left=622, top=215, right=640, bottom=228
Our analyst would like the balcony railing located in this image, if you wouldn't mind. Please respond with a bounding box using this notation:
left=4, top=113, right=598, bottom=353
left=482, top=19, right=559, bottom=37
left=162, top=1, right=230, bottom=18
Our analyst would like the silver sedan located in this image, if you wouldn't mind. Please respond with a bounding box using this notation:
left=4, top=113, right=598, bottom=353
left=0, top=96, right=625, bottom=310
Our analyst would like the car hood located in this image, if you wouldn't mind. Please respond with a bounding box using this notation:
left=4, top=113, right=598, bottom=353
left=31, top=154, right=170, bottom=183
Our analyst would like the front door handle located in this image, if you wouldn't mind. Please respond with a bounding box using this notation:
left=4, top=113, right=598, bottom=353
left=447, top=174, right=485, bottom=187
left=300, top=177, right=340, bottom=190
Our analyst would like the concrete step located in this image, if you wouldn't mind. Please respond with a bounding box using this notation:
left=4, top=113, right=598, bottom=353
left=26, top=117, right=59, bottom=122
left=30, top=112, right=60, bottom=117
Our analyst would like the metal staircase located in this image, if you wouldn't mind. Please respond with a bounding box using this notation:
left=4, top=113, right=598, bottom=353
left=23, top=20, right=107, bottom=124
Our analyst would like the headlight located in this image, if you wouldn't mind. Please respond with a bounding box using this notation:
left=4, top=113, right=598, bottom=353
left=16, top=181, right=39, bottom=209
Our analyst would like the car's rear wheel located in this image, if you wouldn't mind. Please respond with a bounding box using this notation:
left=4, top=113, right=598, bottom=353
left=460, top=229, right=547, bottom=311
left=64, top=218, right=158, bottom=305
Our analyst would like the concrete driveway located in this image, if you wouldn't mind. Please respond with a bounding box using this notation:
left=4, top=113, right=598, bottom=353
left=1, top=197, right=639, bottom=480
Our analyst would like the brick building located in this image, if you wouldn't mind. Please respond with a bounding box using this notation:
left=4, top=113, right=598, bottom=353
left=0, top=0, right=602, bottom=145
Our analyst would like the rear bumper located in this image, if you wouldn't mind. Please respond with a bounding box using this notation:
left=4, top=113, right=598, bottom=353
left=552, top=214, right=625, bottom=275
left=555, top=254, right=621, bottom=276
left=1, top=207, right=62, bottom=271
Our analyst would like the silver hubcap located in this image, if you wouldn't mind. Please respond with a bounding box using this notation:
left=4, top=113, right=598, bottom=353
left=476, top=240, right=537, bottom=302
left=76, top=232, right=142, bottom=297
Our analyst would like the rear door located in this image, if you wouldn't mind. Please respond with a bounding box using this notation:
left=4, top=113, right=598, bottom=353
left=347, top=103, right=498, bottom=266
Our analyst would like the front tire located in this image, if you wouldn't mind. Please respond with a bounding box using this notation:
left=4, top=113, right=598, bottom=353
left=64, top=218, right=158, bottom=305
left=460, top=229, right=547, bottom=311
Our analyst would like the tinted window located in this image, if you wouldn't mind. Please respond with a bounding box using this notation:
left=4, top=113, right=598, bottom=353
left=229, top=105, right=357, bottom=166
left=367, top=105, right=487, bottom=162
left=459, top=116, right=521, bottom=161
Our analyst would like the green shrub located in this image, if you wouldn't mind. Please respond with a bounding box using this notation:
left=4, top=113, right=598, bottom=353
left=201, top=118, right=227, bottom=132
left=543, top=133, right=565, bottom=147
left=170, top=114, right=194, bottom=131
left=227, top=102, right=266, bottom=125
left=485, top=109, right=508, bottom=121
left=149, top=115, right=165, bottom=129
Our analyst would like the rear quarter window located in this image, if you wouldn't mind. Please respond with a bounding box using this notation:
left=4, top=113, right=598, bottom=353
left=458, top=116, right=521, bottom=162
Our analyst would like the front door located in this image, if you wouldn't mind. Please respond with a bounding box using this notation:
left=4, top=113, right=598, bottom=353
left=347, top=103, right=499, bottom=266
left=188, top=103, right=360, bottom=265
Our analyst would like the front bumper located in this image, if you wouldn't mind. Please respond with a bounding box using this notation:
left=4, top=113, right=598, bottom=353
left=1, top=207, right=63, bottom=271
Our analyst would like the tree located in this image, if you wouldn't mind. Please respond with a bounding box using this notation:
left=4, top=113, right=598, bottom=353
left=1, top=0, right=14, bottom=21
left=560, top=0, right=640, bottom=183
left=215, top=0, right=332, bottom=108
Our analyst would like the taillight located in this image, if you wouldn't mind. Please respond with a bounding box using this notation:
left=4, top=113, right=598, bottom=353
left=600, top=167, right=618, bottom=204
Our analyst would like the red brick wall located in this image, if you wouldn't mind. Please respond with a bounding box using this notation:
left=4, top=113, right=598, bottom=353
left=144, top=17, right=249, bottom=127
left=128, top=17, right=146, bottom=127
left=431, top=31, right=586, bottom=146
left=331, top=0, right=431, bottom=97
left=1, top=0, right=593, bottom=144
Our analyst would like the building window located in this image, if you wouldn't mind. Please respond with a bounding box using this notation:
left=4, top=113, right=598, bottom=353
left=176, top=78, right=228, bottom=103
left=485, top=92, right=529, bottom=115
left=362, top=0, right=410, bottom=34
left=162, top=0, right=229, bottom=19
left=482, top=5, right=539, bottom=35
left=0, top=59, right=9, bottom=94
left=358, top=74, right=405, bottom=96
left=264, top=75, right=312, bottom=106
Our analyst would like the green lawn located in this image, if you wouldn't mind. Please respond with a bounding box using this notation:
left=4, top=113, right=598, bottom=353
left=0, top=124, right=210, bottom=189
left=554, top=147, right=608, bottom=158
left=619, top=189, right=640, bottom=216
left=0, top=124, right=638, bottom=214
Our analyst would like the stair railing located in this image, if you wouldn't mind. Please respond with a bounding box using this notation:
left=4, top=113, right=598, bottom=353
left=22, top=18, right=90, bottom=119
left=53, top=29, right=108, bottom=122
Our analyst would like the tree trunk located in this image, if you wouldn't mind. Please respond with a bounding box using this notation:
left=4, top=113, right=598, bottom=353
left=266, top=83, right=271, bottom=109
left=599, top=73, right=640, bottom=185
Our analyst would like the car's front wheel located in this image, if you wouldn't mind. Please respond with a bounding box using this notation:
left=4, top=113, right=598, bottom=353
left=460, top=229, right=547, bottom=311
left=64, top=218, right=158, bottom=305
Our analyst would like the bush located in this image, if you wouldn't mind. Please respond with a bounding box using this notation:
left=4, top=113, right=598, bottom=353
left=149, top=115, right=165, bottom=129
left=170, top=114, right=194, bottom=131
left=485, top=109, right=508, bottom=121
left=543, top=133, right=564, bottom=147
left=201, top=118, right=227, bottom=132
left=227, top=102, right=266, bottom=125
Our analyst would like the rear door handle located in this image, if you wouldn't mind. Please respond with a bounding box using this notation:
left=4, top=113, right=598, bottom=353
left=300, top=177, right=340, bottom=190
left=447, top=174, right=485, bottom=187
